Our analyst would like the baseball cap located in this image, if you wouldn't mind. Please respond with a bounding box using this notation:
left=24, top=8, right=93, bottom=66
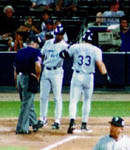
left=26, top=35, right=41, bottom=44
left=109, top=117, right=125, bottom=127
left=82, top=29, right=94, bottom=42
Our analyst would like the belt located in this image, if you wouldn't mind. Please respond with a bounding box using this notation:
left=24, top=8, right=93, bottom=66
left=46, top=66, right=57, bottom=70
left=75, top=70, right=93, bottom=74
left=76, top=70, right=80, bottom=73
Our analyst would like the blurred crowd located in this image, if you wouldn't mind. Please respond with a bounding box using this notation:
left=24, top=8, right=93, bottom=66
left=0, top=0, right=129, bottom=52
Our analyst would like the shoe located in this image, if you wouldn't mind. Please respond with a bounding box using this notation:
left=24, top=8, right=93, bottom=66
left=81, top=122, right=92, bottom=133
left=16, top=130, right=31, bottom=134
left=52, top=122, right=60, bottom=129
left=33, top=120, right=43, bottom=132
left=67, top=119, right=76, bottom=134
left=67, top=124, right=76, bottom=134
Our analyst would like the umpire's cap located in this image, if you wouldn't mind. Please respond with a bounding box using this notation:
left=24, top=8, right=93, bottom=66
left=109, top=117, right=125, bottom=127
left=54, top=25, right=65, bottom=35
left=82, top=29, right=94, bottom=42
left=26, top=35, right=41, bottom=44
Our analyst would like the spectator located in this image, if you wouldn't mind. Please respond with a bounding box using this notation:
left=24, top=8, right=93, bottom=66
left=30, top=0, right=54, bottom=10
left=36, top=18, right=54, bottom=45
left=8, top=32, right=26, bottom=51
left=40, top=10, right=51, bottom=32
left=119, top=16, right=130, bottom=52
left=88, top=12, right=106, bottom=28
left=0, top=5, right=17, bottom=39
left=94, top=117, right=130, bottom=150
left=17, top=16, right=40, bottom=35
left=55, top=0, right=78, bottom=11
left=102, top=0, right=125, bottom=25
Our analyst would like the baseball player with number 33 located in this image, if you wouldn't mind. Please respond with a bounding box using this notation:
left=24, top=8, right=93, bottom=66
left=60, top=29, right=111, bottom=134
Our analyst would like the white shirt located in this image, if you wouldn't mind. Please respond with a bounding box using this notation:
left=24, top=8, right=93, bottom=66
left=103, top=10, right=125, bottom=25
left=41, top=38, right=68, bottom=67
left=31, top=0, right=54, bottom=6
left=94, top=135, right=130, bottom=150
left=68, top=43, right=102, bottom=74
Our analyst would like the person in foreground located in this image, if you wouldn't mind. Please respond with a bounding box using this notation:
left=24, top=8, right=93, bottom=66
left=59, top=30, right=111, bottom=134
left=94, top=116, right=130, bottom=150
left=14, top=36, right=43, bottom=134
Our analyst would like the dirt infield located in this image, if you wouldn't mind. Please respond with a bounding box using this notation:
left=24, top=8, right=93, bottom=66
left=0, top=117, right=130, bottom=150
left=0, top=92, right=130, bottom=150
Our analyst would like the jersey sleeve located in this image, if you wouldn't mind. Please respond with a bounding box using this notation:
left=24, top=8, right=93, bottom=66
left=68, top=44, right=77, bottom=57
left=34, top=50, right=42, bottom=64
left=95, top=47, right=102, bottom=62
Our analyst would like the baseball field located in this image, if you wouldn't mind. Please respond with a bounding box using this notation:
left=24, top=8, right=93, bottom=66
left=0, top=90, right=130, bottom=150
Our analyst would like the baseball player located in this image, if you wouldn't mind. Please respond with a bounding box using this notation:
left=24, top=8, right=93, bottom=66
left=40, top=26, right=69, bottom=129
left=60, top=30, right=111, bottom=134
left=94, top=116, right=130, bottom=150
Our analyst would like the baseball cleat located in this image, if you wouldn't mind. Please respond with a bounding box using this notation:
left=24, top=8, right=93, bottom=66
left=33, top=120, right=43, bottom=132
left=52, top=122, right=60, bottom=129
left=81, top=122, right=93, bottom=133
left=67, top=124, right=76, bottom=134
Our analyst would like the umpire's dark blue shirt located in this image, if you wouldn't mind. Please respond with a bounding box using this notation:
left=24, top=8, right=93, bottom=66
left=14, top=46, right=42, bottom=74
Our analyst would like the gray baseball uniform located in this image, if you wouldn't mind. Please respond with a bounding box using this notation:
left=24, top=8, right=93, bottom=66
left=94, top=135, right=130, bottom=150
left=40, top=38, right=68, bottom=124
left=68, top=42, right=102, bottom=123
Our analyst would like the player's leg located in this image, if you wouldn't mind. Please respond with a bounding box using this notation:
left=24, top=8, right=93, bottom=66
left=68, top=73, right=82, bottom=133
left=40, top=76, right=51, bottom=126
left=81, top=74, right=94, bottom=132
left=51, top=70, right=63, bottom=129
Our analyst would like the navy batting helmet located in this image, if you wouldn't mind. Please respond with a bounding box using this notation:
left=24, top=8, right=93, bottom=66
left=82, top=29, right=94, bottom=42
left=54, top=25, right=65, bottom=35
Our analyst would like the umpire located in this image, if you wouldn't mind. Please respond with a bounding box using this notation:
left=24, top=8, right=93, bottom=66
left=14, top=35, right=43, bottom=134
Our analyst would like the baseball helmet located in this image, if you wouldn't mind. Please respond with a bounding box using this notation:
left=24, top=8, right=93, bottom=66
left=82, top=29, right=94, bottom=42
left=109, top=116, right=125, bottom=127
left=54, top=25, right=65, bottom=35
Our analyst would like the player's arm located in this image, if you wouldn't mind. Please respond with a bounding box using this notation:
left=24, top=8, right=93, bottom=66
left=35, top=61, right=42, bottom=81
left=96, top=60, right=111, bottom=85
left=59, top=49, right=70, bottom=59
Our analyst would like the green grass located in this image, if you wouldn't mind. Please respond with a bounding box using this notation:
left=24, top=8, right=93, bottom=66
left=0, top=101, right=130, bottom=117
left=0, top=147, right=27, bottom=150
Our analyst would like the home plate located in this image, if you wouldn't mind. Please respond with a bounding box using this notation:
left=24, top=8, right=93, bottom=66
left=73, top=129, right=82, bottom=134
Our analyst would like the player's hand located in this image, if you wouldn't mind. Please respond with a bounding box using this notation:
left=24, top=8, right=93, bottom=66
left=103, top=73, right=111, bottom=88
left=59, top=50, right=70, bottom=59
